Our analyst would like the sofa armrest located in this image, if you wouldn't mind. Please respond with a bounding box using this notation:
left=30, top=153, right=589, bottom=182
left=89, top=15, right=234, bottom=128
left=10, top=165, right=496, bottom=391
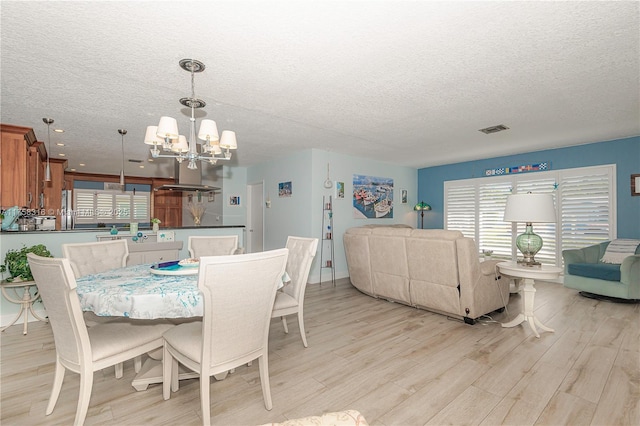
left=621, top=254, right=640, bottom=286
left=480, top=259, right=500, bottom=276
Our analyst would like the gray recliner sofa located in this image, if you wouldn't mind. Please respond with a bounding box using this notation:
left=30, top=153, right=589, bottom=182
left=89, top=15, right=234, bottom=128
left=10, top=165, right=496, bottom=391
left=343, top=226, right=510, bottom=323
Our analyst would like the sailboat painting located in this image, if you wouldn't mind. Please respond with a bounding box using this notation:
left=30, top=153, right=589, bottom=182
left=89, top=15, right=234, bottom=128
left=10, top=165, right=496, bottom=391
left=352, top=174, right=394, bottom=219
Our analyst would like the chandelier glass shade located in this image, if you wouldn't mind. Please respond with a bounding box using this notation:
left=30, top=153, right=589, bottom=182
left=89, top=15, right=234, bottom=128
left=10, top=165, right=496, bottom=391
left=147, top=59, right=237, bottom=170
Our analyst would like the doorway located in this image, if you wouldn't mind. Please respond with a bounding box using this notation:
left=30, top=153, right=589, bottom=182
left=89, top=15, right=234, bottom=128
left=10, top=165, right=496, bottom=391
left=247, top=182, right=264, bottom=253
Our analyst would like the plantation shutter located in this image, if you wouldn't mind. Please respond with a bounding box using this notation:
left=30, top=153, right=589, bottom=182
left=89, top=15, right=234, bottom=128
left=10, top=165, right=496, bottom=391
left=73, top=189, right=150, bottom=224
left=559, top=167, right=613, bottom=250
left=445, top=184, right=476, bottom=239
left=478, top=181, right=512, bottom=259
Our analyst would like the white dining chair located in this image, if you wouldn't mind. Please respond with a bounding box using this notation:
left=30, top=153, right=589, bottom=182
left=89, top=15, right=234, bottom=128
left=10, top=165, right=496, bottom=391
left=61, top=239, right=129, bottom=278
left=27, top=253, right=175, bottom=426
left=272, top=236, right=318, bottom=347
left=162, top=248, right=288, bottom=426
left=62, top=239, right=137, bottom=378
left=187, top=235, right=240, bottom=258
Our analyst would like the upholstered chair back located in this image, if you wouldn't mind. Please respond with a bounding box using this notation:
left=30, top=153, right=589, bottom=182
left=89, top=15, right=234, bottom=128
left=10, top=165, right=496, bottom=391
left=283, top=236, right=318, bottom=301
left=62, top=239, right=129, bottom=278
left=27, top=254, right=89, bottom=366
left=188, top=235, right=239, bottom=258
left=199, top=249, right=288, bottom=368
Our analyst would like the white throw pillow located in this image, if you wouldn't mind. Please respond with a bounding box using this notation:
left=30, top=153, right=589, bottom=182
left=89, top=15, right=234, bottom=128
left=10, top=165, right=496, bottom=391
left=601, top=239, right=640, bottom=264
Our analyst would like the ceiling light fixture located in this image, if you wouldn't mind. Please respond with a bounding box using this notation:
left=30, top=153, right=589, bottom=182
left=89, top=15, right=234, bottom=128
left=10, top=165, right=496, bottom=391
left=118, top=129, right=127, bottom=187
left=43, top=118, right=54, bottom=182
left=145, top=59, right=237, bottom=170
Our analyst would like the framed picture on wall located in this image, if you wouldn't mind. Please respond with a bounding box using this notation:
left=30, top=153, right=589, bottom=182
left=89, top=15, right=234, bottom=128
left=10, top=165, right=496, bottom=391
left=279, top=181, right=292, bottom=197
left=400, top=189, right=408, bottom=204
left=229, top=196, right=241, bottom=206
left=336, top=181, right=345, bottom=199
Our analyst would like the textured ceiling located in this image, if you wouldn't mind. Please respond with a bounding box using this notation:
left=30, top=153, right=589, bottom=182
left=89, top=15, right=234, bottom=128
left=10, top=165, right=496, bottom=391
left=1, top=1, right=638, bottom=179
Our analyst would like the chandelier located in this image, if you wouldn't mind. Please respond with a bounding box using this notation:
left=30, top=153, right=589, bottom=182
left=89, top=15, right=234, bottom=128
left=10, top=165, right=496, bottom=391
left=145, top=59, right=237, bottom=170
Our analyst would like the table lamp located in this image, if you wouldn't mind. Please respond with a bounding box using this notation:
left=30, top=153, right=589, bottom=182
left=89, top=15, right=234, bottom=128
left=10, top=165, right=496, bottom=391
left=503, top=192, right=556, bottom=266
left=414, top=201, right=431, bottom=229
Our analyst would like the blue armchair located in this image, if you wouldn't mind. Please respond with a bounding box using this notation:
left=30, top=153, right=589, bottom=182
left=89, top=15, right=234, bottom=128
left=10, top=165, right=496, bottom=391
left=562, top=241, right=640, bottom=300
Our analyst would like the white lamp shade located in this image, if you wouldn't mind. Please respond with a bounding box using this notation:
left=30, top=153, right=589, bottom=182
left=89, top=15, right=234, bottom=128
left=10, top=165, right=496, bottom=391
left=144, top=126, right=164, bottom=145
left=504, top=193, right=556, bottom=223
left=156, top=116, right=179, bottom=139
left=171, top=135, right=189, bottom=153
left=205, top=142, right=222, bottom=154
left=219, top=130, right=237, bottom=149
left=197, top=119, right=219, bottom=142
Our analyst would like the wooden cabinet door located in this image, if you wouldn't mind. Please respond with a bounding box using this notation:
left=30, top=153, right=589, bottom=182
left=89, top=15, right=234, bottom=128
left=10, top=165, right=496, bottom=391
left=152, top=180, right=182, bottom=228
left=0, top=124, right=35, bottom=209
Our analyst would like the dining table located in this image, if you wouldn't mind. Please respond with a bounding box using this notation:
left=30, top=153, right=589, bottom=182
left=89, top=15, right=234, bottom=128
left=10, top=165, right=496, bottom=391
left=76, top=262, right=202, bottom=320
left=75, top=261, right=289, bottom=391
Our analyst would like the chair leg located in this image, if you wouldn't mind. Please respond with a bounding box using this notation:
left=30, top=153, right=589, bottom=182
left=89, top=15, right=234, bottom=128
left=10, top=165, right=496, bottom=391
left=162, top=344, right=173, bottom=400
left=258, top=354, right=273, bottom=410
left=281, top=316, right=289, bottom=334
left=76, top=368, right=94, bottom=426
left=171, top=357, right=179, bottom=392
left=115, top=362, right=124, bottom=378
left=134, top=355, right=142, bottom=373
left=46, top=359, right=65, bottom=415
left=200, top=374, right=211, bottom=426
left=297, top=311, right=308, bottom=348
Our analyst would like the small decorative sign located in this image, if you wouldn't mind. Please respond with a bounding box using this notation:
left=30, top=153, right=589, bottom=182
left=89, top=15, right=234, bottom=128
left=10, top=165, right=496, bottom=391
left=485, top=161, right=550, bottom=177
left=158, top=231, right=175, bottom=242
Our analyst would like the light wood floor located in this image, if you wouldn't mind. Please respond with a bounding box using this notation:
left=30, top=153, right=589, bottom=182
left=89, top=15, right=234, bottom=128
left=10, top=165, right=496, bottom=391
left=1, top=278, right=639, bottom=425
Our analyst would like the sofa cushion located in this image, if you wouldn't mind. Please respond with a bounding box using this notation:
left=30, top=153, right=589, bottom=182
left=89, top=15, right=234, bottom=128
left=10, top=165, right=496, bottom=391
left=568, top=263, right=621, bottom=282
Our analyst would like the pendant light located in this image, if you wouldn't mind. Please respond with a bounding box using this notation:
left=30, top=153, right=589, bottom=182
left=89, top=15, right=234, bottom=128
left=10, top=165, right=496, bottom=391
left=118, top=129, right=127, bottom=187
left=43, top=118, right=54, bottom=182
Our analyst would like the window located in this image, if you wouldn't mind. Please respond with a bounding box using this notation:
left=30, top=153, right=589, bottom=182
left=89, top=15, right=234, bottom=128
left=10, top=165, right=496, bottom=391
left=74, top=189, right=150, bottom=225
left=444, top=165, right=615, bottom=266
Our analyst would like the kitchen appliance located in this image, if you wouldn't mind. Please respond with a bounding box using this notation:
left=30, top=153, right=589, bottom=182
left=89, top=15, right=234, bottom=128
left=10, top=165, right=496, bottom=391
left=61, top=189, right=74, bottom=230
left=17, top=217, right=36, bottom=231
left=35, top=216, right=56, bottom=231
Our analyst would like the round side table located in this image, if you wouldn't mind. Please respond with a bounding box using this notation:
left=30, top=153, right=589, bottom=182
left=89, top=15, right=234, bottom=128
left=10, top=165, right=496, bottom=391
left=1, top=279, right=48, bottom=335
left=497, top=261, right=562, bottom=338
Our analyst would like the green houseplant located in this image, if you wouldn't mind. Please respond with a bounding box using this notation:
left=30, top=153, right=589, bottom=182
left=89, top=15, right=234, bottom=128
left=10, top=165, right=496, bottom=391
left=0, top=244, right=52, bottom=282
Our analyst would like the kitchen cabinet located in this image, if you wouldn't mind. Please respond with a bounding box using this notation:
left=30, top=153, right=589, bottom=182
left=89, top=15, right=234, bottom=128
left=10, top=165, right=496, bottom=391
left=152, top=179, right=182, bottom=228
left=0, top=124, right=38, bottom=209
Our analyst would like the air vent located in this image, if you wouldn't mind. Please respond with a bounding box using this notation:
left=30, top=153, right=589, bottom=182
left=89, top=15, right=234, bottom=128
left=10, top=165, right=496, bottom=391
left=128, top=159, right=143, bottom=163
left=479, top=124, right=509, bottom=134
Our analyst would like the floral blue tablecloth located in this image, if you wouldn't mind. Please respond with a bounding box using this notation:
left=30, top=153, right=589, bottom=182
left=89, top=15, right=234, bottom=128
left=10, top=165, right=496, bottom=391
left=76, top=263, right=202, bottom=319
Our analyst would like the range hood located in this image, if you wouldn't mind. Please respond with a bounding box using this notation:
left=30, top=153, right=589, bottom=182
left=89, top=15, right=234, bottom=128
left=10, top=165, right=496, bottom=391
left=155, top=161, right=220, bottom=192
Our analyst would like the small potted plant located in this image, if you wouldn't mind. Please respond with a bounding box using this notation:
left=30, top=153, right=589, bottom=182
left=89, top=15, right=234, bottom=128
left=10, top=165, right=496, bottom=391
left=1, top=244, right=53, bottom=282
left=482, top=249, right=494, bottom=260
left=151, top=217, right=161, bottom=232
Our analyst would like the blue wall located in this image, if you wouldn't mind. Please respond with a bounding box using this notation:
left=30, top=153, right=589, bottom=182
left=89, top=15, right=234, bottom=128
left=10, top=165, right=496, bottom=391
left=417, top=136, right=640, bottom=238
